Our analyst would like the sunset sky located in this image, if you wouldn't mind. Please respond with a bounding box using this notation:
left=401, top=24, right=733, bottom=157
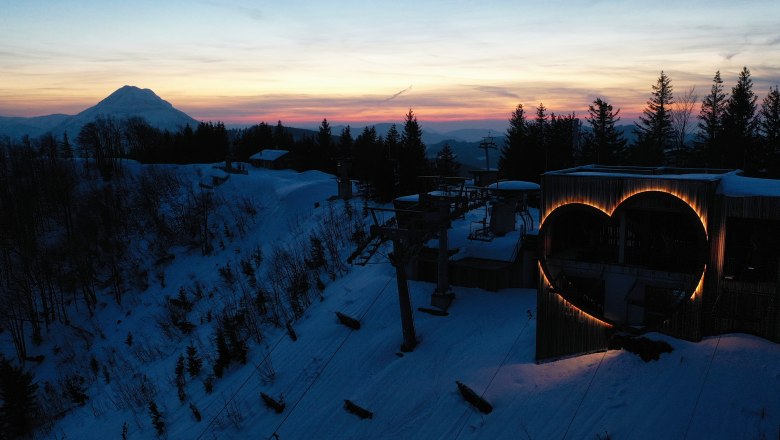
left=2, top=0, right=779, bottom=128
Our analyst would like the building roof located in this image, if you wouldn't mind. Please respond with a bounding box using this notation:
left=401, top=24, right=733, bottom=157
left=249, top=149, right=290, bottom=161
left=544, top=164, right=780, bottom=199
left=717, top=173, right=780, bottom=197
left=546, top=164, right=735, bottom=181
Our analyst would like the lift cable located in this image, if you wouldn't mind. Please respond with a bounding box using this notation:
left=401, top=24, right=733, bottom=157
left=453, top=313, right=534, bottom=440
left=682, top=335, right=722, bottom=440
left=195, top=327, right=289, bottom=440
left=269, top=275, right=394, bottom=438
left=561, top=349, right=609, bottom=440
left=196, top=273, right=393, bottom=440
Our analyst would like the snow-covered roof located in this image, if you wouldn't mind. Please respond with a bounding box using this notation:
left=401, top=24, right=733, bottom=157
left=394, top=190, right=457, bottom=204
left=395, top=194, right=419, bottom=203
left=717, top=173, right=780, bottom=197
left=569, top=171, right=727, bottom=181
left=249, top=149, right=289, bottom=161
left=548, top=164, right=736, bottom=182
left=488, top=180, right=540, bottom=191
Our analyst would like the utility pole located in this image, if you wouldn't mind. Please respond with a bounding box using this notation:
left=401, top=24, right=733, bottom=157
left=388, top=238, right=418, bottom=352
left=478, top=134, right=497, bottom=170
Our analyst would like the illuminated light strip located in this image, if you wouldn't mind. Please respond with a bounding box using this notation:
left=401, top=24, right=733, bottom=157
left=690, top=264, right=706, bottom=301
left=538, top=262, right=614, bottom=328
left=540, top=186, right=708, bottom=237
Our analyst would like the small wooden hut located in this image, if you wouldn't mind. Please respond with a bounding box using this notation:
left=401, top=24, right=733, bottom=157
left=249, top=149, right=293, bottom=169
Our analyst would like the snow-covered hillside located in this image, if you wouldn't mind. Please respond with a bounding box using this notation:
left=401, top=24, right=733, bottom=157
left=8, top=163, right=779, bottom=440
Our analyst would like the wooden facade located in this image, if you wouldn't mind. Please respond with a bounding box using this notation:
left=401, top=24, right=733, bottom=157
left=536, top=165, right=780, bottom=361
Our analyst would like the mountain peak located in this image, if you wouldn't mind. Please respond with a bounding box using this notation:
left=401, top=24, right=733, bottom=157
left=0, top=86, right=198, bottom=139
left=92, top=85, right=174, bottom=112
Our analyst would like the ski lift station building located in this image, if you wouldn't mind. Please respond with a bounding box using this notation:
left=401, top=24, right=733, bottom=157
left=536, top=165, right=780, bottom=360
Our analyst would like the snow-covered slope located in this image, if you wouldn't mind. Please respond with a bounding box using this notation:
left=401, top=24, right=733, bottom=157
left=15, top=164, right=780, bottom=440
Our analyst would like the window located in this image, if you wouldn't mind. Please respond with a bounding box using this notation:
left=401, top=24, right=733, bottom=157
left=724, top=218, right=780, bottom=282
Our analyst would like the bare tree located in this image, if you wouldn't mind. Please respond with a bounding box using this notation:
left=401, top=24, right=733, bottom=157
left=672, top=86, right=698, bottom=151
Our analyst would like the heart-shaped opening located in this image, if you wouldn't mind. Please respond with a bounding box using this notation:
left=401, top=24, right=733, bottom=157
left=540, top=191, right=707, bottom=329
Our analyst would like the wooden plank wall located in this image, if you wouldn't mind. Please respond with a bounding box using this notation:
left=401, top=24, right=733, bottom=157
left=536, top=173, right=720, bottom=360
left=535, top=270, right=612, bottom=361
left=704, top=195, right=780, bottom=341
left=539, top=174, right=715, bottom=231
left=537, top=171, right=780, bottom=359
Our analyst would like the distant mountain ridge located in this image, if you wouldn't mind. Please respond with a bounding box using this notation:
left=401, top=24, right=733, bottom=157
left=0, top=86, right=199, bottom=140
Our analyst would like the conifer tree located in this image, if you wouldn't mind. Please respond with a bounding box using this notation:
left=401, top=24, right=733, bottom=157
left=273, top=120, right=293, bottom=148
left=61, top=131, right=73, bottom=159
left=0, top=358, right=40, bottom=439
left=435, top=143, right=460, bottom=177
left=175, top=355, right=186, bottom=385
left=723, top=67, right=759, bottom=172
left=398, top=109, right=428, bottom=195
left=547, top=112, right=578, bottom=170
left=499, top=104, right=529, bottom=180
left=186, top=344, right=202, bottom=378
left=316, top=118, right=334, bottom=172
left=633, top=71, right=675, bottom=165
left=213, top=328, right=230, bottom=378
left=696, top=71, right=727, bottom=166
left=385, top=123, right=401, bottom=158
left=380, top=124, right=402, bottom=200
left=581, top=98, right=626, bottom=165
left=351, top=126, right=378, bottom=182
left=337, top=126, right=352, bottom=161
left=175, top=354, right=186, bottom=403
left=148, top=401, right=165, bottom=436
left=760, top=86, right=780, bottom=175
left=532, top=103, right=548, bottom=174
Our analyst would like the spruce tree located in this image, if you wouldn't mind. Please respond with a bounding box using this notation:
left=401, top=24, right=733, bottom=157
left=723, top=67, right=759, bottom=172
left=760, top=86, right=780, bottom=176
left=547, top=112, right=578, bottom=170
left=213, top=327, right=230, bottom=378
left=373, top=129, right=397, bottom=202
left=435, top=143, right=460, bottom=177
left=337, top=126, right=353, bottom=161
left=398, top=109, right=428, bottom=195
left=582, top=98, right=626, bottom=165
left=633, top=71, right=675, bottom=165
left=273, top=120, right=292, bottom=148
left=532, top=103, right=548, bottom=174
left=61, top=131, right=73, bottom=159
left=385, top=123, right=401, bottom=158
left=148, top=401, right=165, bottom=436
left=499, top=104, right=529, bottom=180
left=175, top=354, right=187, bottom=403
left=0, top=358, right=40, bottom=439
left=351, top=126, right=378, bottom=182
left=186, top=344, right=202, bottom=378
left=696, top=71, right=727, bottom=166
left=316, top=118, right=333, bottom=172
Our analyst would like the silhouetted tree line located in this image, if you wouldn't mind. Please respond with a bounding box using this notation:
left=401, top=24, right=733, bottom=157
left=88, top=110, right=431, bottom=201
left=499, top=67, right=780, bottom=181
